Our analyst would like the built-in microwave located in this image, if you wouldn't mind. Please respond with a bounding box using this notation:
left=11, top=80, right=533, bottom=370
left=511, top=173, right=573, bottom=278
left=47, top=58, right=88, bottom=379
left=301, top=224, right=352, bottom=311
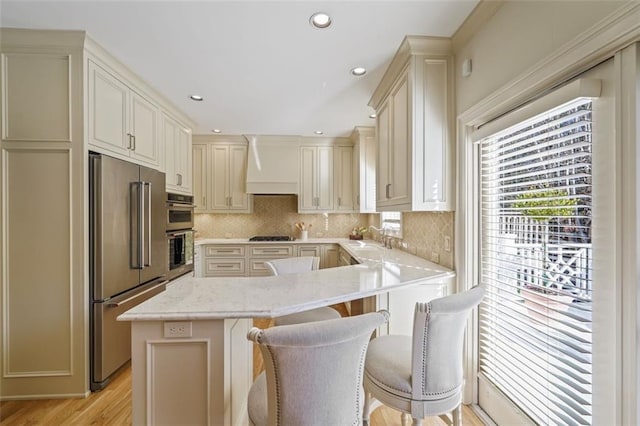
left=167, top=229, right=194, bottom=280
left=167, top=193, right=194, bottom=231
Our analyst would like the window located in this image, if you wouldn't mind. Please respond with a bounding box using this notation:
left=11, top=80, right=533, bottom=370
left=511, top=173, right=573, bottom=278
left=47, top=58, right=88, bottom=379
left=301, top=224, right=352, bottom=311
left=380, top=211, right=402, bottom=237
left=477, top=97, right=594, bottom=424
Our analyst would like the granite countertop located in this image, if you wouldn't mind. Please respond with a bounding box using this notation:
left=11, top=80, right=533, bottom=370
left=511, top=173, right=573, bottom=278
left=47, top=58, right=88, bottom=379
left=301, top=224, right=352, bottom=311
left=119, top=240, right=455, bottom=322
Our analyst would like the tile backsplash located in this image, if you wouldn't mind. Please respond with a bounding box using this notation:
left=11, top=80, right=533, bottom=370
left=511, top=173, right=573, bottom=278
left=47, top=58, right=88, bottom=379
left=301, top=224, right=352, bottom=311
left=194, top=195, right=369, bottom=240
left=195, top=195, right=454, bottom=269
left=368, top=211, right=455, bottom=269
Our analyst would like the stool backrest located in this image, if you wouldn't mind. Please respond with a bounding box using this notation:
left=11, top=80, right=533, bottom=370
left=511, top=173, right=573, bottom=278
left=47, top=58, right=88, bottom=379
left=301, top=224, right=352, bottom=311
left=411, top=286, right=485, bottom=401
left=248, top=311, right=389, bottom=425
left=265, top=256, right=320, bottom=276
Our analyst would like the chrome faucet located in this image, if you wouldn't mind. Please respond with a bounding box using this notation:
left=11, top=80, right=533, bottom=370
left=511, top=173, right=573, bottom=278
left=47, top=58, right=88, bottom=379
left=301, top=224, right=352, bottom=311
left=369, top=225, right=394, bottom=249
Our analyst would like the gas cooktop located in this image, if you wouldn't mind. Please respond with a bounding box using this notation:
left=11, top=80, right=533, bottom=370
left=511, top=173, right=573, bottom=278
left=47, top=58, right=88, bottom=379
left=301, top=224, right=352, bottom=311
left=248, top=236, right=293, bottom=242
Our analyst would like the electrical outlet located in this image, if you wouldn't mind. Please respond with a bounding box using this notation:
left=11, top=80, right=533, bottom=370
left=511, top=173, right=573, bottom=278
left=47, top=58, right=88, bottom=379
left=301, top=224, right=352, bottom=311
left=444, top=236, right=451, bottom=252
left=431, top=251, right=440, bottom=264
left=164, top=321, right=192, bottom=338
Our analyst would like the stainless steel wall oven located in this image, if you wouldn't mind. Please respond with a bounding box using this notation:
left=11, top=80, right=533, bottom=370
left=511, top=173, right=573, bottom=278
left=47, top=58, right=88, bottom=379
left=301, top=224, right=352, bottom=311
left=166, top=193, right=195, bottom=280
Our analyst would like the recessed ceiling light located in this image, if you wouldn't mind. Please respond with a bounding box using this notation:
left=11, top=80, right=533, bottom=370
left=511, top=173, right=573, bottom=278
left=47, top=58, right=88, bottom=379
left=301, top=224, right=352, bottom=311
left=190, top=95, right=203, bottom=101
left=212, top=129, right=221, bottom=133
left=369, top=113, right=377, bottom=119
left=351, top=67, right=367, bottom=76
left=309, top=12, right=331, bottom=29
left=314, top=130, right=324, bottom=135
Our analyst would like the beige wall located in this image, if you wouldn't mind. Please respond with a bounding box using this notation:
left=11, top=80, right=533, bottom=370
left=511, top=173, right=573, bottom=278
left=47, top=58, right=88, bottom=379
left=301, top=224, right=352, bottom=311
left=195, top=195, right=369, bottom=239
left=453, top=0, right=626, bottom=113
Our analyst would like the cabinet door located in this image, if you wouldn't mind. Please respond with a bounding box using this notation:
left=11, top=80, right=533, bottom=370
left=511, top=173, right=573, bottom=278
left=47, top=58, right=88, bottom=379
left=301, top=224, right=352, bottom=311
left=390, top=75, right=410, bottom=205
left=88, top=61, right=129, bottom=155
left=228, top=145, right=249, bottom=210
left=211, top=145, right=230, bottom=210
left=129, top=91, right=159, bottom=167
left=299, top=147, right=317, bottom=211
left=192, top=144, right=208, bottom=212
left=316, top=146, right=333, bottom=210
left=360, top=133, right=377, bottom=213
left=334, top=146, right=354, bottom=211
left=176, top=125, right=192, bottom=194
left=320, top=244, right=339, bottom=269
left=163, top=116, right=178, bottom=189
left=376, top=101, right=391, bottom=206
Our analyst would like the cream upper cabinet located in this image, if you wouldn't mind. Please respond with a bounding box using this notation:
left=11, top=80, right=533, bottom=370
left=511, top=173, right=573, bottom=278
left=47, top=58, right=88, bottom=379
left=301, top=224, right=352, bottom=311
left=369, top=36, right=454, bottom=211
left=351, top=126, right=377, bottom=213
left=192, top=143, right=208, bottom=212
left=163, top=113, right=192, bottom=195
left=333, top=146, right=355, bottom=212
left=192, top=136, right=253, bottom=213
left=88, top=60, right=160, bottom=168
left=299, top=145, right=333, bottom=212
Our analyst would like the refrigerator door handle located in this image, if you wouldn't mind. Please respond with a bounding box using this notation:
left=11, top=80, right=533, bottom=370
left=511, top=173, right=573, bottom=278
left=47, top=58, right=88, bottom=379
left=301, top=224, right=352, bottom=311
left=106, top=280, right=168, bottom=307
left=131, top=181, right=144, bottom=270
left=144, top=181, right=152, bottom=267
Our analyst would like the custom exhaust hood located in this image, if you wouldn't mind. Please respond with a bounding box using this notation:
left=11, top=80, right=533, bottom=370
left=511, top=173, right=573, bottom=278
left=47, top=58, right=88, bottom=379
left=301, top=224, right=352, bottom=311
left=245, top=135, right=300, bottom=194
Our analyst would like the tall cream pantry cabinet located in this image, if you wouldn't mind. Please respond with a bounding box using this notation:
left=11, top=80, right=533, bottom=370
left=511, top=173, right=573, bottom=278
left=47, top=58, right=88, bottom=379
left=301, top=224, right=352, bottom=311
left=369, top=36, right=454, bottom=212
left=0, top=29, right=194, bottom=399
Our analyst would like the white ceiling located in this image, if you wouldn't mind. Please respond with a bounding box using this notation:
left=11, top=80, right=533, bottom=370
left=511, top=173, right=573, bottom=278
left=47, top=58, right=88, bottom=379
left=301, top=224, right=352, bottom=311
left=0, top=1, right=479, bottom=137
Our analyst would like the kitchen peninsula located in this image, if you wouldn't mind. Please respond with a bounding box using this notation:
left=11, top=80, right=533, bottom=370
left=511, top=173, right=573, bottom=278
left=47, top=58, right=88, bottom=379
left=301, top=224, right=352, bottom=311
left=119, top=240, right=454, bottom=425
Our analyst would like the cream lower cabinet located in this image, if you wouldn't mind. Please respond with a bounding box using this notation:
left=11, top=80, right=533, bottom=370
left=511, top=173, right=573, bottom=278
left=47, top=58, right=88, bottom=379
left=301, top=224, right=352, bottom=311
left=200, top=245, right=246, bottom=277
left=320, top=244, right=339, bottom=269
left=248, top=245, right=294, bottom=276
left=295, top=244, right=338, bottom=268
left=370, top=36, right=454, bottom=212
left=88, top=59, right=160, bottom=168
left=163, top=112, right=192, bottom=195
left=296, top=244, right=321, bottom=258
left=131, top=318, right=252, bottom=426
left=192, top=136, right=253, bottom=213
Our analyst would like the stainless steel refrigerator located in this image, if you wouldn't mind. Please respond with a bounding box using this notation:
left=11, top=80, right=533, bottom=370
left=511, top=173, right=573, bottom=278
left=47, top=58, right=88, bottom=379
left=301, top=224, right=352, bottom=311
left=89, top=152, right=168, bottom=391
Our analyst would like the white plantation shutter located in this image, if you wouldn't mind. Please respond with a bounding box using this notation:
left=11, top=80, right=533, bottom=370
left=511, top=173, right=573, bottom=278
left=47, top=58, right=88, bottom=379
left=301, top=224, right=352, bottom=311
left=478, top=98, right=594, bottom=425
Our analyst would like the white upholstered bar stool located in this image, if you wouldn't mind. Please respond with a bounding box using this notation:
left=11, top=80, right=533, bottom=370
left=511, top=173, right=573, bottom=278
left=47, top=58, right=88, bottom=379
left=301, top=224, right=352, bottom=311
left=265, top=256, right=341, bottom=326
left=247, top=310, right=390, bottom=426
left=363, top=286, right=485, bottom=426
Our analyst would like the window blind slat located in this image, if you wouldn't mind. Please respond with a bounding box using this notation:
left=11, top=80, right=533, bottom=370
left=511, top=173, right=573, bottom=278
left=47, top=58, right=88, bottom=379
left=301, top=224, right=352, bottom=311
left=478, top=99, right=593, bottom=425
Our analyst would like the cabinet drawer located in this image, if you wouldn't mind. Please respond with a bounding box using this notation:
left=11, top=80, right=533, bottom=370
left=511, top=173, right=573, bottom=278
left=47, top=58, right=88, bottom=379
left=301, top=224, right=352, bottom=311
left=248, top=259, right=273, bottom=277
left=249, top=246, right=293, bottom=257
left=204, top=258, right=246, bottom=276
left=204, top=245, right=245, bottom=257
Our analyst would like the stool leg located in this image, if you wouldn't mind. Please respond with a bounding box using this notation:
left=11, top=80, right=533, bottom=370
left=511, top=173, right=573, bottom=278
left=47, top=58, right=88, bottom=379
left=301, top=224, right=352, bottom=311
left=452, top=404, right=462, bottom=426
left=401, top=412, right=412, bottom=426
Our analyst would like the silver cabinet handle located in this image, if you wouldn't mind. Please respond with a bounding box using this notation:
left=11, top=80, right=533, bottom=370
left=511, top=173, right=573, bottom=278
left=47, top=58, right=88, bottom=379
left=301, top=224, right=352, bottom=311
left=177, top=173, right=182, bottom=186
left=127, top=133, right=132, bottom=149
left=138, top=181, right=144, bottom=269
left=338, top=197, right=342, bottom=206
left=386, top=183, right=391, bottom=199
left=131, top=134, right=136, bottom=151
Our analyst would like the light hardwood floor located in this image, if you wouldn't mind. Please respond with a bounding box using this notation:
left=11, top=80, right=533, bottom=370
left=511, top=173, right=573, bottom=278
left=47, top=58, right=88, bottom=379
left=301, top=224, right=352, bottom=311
left=0, top=364, right=482, bottom=425
left=2, top=312, right=484, bottom=425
